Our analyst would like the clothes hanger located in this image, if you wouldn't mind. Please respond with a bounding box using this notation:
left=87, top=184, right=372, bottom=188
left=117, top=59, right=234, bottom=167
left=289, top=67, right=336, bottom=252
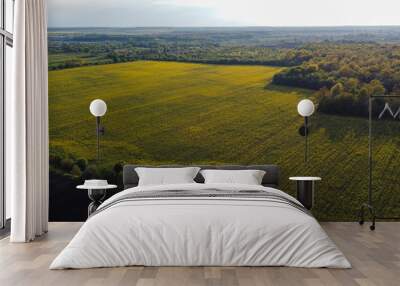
left=378, top=102, right=400, bottom=119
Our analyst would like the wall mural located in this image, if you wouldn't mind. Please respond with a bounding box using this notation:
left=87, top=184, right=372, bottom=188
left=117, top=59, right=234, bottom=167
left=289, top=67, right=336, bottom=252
left=48, top=2, right=400, bottom=222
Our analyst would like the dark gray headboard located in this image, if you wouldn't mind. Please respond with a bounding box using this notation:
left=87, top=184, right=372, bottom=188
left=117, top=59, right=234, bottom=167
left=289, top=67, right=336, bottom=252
left=123, top=165, right=280, bottom=189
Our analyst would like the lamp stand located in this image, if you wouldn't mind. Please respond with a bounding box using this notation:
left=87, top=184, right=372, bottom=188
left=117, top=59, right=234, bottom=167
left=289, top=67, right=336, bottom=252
left=96, top=116, right=100, bottom=162
left=304, top=116, right=309, bottom=163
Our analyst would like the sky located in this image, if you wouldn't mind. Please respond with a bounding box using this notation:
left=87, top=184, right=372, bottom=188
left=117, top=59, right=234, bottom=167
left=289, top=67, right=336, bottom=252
left=48, top=0, right=400, bottom=27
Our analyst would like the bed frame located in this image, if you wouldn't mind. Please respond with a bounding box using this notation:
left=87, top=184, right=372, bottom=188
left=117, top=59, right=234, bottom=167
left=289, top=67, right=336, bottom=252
left=123, top=165, right=280, bottom=189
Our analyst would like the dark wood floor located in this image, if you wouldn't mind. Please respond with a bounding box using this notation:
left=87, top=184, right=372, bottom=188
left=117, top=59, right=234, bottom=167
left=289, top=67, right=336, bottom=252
left=0, top=222, right=399, bottom=286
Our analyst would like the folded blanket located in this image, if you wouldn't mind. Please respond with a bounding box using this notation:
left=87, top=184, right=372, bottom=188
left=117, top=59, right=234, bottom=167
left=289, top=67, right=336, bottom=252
left=91, top=188, right=311, bottom=218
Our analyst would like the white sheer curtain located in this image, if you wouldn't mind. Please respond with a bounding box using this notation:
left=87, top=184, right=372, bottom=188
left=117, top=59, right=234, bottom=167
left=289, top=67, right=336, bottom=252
left=8, top=0, right=49, bottom=242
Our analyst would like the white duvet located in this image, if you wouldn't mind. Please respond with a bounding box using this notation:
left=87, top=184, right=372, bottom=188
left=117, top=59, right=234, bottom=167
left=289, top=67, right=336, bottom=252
left=50, top=183, right=351, bottom=269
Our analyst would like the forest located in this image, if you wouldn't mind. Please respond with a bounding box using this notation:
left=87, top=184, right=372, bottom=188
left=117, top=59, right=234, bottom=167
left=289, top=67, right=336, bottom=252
left=272, top=44, right=400, bottom=117
left=48, top=26, right=400, bottom=69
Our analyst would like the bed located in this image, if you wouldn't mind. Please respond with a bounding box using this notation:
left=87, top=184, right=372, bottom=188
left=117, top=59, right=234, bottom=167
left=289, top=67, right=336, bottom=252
left=50, top=165, right=351, bottom=269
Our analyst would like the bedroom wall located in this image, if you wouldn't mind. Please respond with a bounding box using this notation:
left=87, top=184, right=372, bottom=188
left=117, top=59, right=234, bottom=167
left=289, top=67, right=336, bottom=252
left=47, top=1, right=400, bottom=222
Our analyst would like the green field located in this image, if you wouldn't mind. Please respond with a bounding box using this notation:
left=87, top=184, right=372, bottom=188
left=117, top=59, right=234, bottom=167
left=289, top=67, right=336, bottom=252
left=49, top=61, right=400, bottom=220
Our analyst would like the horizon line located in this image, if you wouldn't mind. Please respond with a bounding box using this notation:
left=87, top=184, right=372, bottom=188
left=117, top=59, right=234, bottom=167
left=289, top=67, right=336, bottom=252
left=47, top=25, right=400, bottom=29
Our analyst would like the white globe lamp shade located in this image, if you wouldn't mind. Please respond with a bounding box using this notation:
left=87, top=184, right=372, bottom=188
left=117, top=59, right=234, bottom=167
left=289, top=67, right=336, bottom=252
left=297, top=99, right=315, bottom=117
left=89, top=99, right=107, bottom=117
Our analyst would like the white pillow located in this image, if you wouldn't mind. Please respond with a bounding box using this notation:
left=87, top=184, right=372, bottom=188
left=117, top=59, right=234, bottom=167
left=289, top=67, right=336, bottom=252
left=200, top=169, right=266, bottom=185
left=135, top=167, right=200, bottom=186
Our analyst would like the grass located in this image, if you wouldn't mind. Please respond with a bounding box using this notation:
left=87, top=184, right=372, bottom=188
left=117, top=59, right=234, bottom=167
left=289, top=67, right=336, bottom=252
left=49, top=61, right=400, bottom=220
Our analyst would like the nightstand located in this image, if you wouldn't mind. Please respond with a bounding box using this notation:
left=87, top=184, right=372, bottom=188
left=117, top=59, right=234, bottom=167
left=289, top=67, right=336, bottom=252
left=77, top=184, right=117, bottom=216
left=289, top=177, right=321, bottom=210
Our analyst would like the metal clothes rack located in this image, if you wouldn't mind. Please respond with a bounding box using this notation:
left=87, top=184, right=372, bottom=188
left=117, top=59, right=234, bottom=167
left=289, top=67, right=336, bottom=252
left=358, top=95, right=400, bottom=230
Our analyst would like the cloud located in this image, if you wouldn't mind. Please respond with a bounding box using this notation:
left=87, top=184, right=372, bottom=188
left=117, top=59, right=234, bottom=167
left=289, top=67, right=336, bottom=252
left=153, top=0, right=216, bottom=8
left=47, top=0, right=400, bottom=27
left=47, top=0, right=228, bottom=27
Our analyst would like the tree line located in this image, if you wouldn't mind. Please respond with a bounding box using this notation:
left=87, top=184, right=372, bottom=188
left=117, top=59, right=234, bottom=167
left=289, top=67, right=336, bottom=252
left=48, top=38, right=313, bottom=70
left=272, top=43, right=400, bottom=117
